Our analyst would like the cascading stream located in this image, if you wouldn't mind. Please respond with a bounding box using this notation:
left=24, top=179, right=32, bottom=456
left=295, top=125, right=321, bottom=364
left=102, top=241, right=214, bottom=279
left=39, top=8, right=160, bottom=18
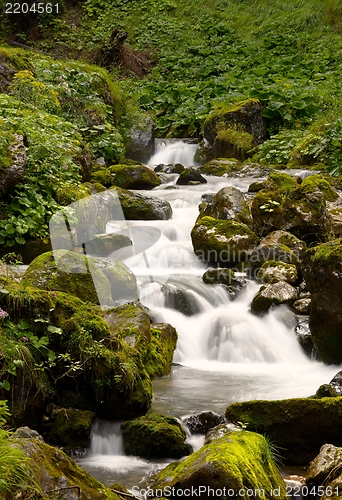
left=79, top=139, right=342, bottom=487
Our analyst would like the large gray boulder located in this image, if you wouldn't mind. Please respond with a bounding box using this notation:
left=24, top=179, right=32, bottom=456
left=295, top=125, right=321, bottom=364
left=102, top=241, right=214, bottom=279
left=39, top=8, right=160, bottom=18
left=0, top=134, right=26, bottom=198
left=125, top=118, right=155, bottom=163
left=197, top=186, right=252, bottom=227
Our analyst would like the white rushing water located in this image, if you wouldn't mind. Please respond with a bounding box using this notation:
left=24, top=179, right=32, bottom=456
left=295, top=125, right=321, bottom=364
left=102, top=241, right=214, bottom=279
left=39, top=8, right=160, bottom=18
left=80, top=139, right=341, bottom=487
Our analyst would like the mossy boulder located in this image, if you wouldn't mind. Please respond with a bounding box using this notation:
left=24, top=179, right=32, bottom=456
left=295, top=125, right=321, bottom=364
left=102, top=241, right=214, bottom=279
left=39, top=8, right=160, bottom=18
left=198, top=158, right=241, bottom=176
left=257, top=261, right=298, bottom=285
left=150, top=430, right=286, bottom=500
left=121, top=413, right=192, bottom=459
left=302, top=240, right=342, bottom=363
left=154, top=162, right=185, bottom=174
left=102, top=302, right=177, bottom=378
left=11, top=428, right=124, bottom=499
left=114, top=187, right=172, bottom=220
left=248, top=231, right=305, bottom=274
left=191, top=216, right=259, bottom=266
left=110, top=164, right=161, bottom=189
left=176, top=167, right=207, bottom=185
left=22, top=250, right=111, bottom=306
left=85, top=233, right=132, bottom=257
left=250, top=282, right=298, bottom=315
left=197, top=186, right=252, bottom=227
left=90, top=258, right=139, bottom=303
left=91, top=166, right=112, bottom=187
left=212, top=126, right=255, bottom=161
left=251, top=172, right=334, bottom=244
left=225, top=397, right=342, bottom=464
left=43, top=406, right=95, bottom=451
left=204, top=99, right=267, bottom=147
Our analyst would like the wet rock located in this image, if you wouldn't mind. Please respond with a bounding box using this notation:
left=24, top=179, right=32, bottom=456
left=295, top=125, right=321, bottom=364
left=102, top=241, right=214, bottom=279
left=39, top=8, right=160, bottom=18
left=295, top=319, right=316, bottom=359
left=197, top=186, right=252, bottom=227
left=292, top=298, right=311, bottom=315
left=204, top=422, right=241, bottom=443
left=306, top=443, right=342, bottom=487
left=191, top=217, right=259, bottom=266
left=150, top=430, right=286, bottom=499
left=202, top=268, right=247, bottom=300
left=257, top=261, right=298, bottom=285
left=315, top=384, right=339, bottom=399
left=225, top=397, right=342, bottom=464
left=115, top=187, right=172, bottom=220
left=198, top=158, right=241, bottom=176
left=89, top=258, right=139, bottom=304
left=85, top=233, right=132, bottom=257
left=182, top=411, right=225, bottom=434
left=302, top=239, right=342, bottom=363
left=329, top=371, right=342, bottom=396
left=176, top=167, right=207, bottom=185
left=110, top=163, right=161, bottom=189
left=154, top=163, right=185, bottom=174
left=125, top=117, right=155, bottom=163
left=121, top=413, right=192, bottom=459
left=162, top=283, right=201, bottom=316
left=251, top=282, right=298, bottom=315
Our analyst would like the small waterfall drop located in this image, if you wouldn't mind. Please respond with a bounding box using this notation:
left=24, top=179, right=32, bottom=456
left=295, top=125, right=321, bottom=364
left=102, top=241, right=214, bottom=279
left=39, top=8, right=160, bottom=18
left=148, top=139, right=198, bottom=166
left=90, top=420, right=124, bottom=455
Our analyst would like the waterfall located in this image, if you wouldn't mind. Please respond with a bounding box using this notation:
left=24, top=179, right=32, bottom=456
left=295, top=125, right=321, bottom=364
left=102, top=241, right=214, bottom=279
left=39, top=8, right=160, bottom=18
left=90, top=420, right=124, bottom=456
left=148, top=139, right=198, bottom=166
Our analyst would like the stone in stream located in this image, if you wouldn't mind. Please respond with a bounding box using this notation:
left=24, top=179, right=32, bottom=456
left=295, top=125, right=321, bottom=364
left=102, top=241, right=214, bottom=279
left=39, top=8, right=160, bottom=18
left=191, top=217, right=259, bottom=266
left=109, top=163, right=161, bottom=189
left=114, top=186, right=173, bottom=220
left=197, top=185, right=252, bottom=227
left=182, top=411, right=225, bottom=434
left=149, top=430, right=287, bottom=500
left=302, top=239, right=342, bottom=364
left=154, top=162, right=185, bottom=174
left=250, top=282, right=298, bottom=315
left=257, top=260, right=298, bottom=285
left=125, top=117, right=155, bottom=163
left=202, top=268, right=247, bottom=300
left=251, top=172, right=336, bottom=245
left=121, top=413, right=192, bottom=459
left=176, top=167, right=207, bottom=185
left=306, top=443, right=342, bottom=492
left=225, top=397, right=342, bottom=464
left=10, top=427, right=124, bottom=499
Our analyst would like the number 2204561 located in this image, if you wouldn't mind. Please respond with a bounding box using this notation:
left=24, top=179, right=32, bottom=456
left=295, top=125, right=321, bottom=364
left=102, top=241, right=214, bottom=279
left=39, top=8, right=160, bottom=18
left=5, top=3, right=59, bottom=14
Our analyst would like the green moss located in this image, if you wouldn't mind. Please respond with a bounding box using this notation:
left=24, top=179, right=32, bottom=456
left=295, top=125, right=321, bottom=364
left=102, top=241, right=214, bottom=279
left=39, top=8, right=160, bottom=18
left=109, top=164, right=161, bottom=189
left=216, top=126, right=255, bottom=151
left=140, top=324, right=178, bottom=378
left=121, top=413, right=191, bottom=459
left=205, top=98, right=261, bottom=125
left=22, top=250, right=111, bottom=306
left=53, top=183, right=91, bottom=205
left=154, top=430, right=286, bottom=499
left=45, top=407, right=95, bottom=449
left=225, top=397, right=342, bottom=464
left=13, top=436, right=123, bottom=499
left=199, top=158, right=241, bottom=176
left=299, top=174, right=339, bottom=201
left=91, top=168, right=112, bottom=187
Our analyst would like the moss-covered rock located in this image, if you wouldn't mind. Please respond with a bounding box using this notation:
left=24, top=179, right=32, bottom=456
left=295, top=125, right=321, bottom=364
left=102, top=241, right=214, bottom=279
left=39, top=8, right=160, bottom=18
left=121, top=413, right=191, bottom=459
left=249, top=238, right=302, bottom=275
left=197, top=186, right=252, bottom=227
left=102, top=303, right=177, bottom=378
left=91, top=167, right=112, bottom=187
left=251, top=172, right=334, bottom=244
left=91, top=258, right=139, bottom=303
left=198, top=158, right=242, bottom=176
left=43, top=406, right=95, bottom=451
left=306, top=444, right=342, bottom=488
left=225, top=397, right=342, bottom=464
left=250, top=282, right=298, bottom=315
left=257, top=261, right=298, bottom=285
left=204, top=98, right=267, bottom=147
left=11, top=428, right=124, bottom=499
left=150, top=430, right=286, bottom=500
left=176, top=167, right=207, bottom=185
left=212, top=126, right=255, bottom=161
left=191, top=216, right=259, bottom=266
left=0, top=133, right=26, bottom=198
left=114, top=187, right=172, bottom=220
left=302, top=239, right=342, bottom=363
left=22, top=250, right=111, bottom=306
left=110, top=164, right=161, bottom=189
